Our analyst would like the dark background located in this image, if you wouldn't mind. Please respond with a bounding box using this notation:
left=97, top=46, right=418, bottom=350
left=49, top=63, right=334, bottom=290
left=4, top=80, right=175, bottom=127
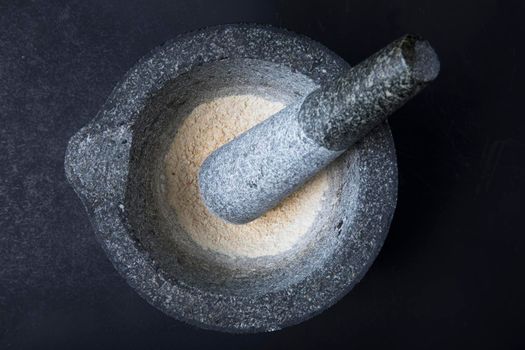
left=1, top=0, right=524, bottom=348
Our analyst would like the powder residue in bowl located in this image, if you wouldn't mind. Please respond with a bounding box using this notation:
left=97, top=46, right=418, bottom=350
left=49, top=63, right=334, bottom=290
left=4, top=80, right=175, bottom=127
left=164, top=95, right=329, bottom=258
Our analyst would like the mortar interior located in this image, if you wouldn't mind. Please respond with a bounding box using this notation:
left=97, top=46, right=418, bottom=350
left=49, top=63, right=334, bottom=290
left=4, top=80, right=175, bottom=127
left=125, top=58, right=360, bottom=296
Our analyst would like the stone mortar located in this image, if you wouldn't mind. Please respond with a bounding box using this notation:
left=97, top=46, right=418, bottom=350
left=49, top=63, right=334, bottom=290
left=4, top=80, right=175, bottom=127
left=64, top=24, right=398, bottom=333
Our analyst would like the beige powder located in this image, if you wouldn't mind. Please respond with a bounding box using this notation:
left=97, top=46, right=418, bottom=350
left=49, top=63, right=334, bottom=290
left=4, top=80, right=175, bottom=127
left=164, top=94, right=329, bottom=258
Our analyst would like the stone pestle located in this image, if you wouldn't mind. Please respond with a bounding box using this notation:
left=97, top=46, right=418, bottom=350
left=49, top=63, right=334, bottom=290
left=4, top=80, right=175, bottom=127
left=198, top=34, right=440, bottom=224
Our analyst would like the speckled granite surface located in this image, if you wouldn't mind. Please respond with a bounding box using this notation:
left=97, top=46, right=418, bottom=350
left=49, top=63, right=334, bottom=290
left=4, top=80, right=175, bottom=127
left=65, top=25, right=398, bottom=332
left=2, top=0, right=524, bottom=348
left=199, top=35, right=438, bottom=224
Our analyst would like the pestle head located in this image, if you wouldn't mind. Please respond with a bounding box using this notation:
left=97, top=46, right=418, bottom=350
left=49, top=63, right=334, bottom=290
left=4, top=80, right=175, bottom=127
left=199, top=35, right=440, bottom=224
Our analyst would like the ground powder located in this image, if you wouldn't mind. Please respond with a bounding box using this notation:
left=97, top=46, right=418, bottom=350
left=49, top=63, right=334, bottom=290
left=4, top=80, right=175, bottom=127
left=164, top=95, right=329, bottom=258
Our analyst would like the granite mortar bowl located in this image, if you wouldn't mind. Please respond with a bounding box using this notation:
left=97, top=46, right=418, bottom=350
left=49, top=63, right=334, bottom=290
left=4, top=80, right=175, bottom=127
left=64, top=24, right=398, bottom=332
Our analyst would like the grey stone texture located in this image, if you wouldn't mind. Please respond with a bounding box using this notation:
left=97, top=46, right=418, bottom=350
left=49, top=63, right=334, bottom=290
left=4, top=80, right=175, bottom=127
left=199, top=35, right=439, bottom=224
left=65, top=24, right=398, bottom=332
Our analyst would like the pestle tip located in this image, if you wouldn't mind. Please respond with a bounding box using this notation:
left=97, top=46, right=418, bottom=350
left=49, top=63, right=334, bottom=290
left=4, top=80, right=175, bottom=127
left=400, top=35, right=440, bottom=83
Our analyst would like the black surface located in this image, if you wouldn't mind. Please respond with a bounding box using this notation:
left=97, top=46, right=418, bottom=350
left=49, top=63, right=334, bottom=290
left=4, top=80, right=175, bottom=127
left=1, top=0, right=524, bottom=348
